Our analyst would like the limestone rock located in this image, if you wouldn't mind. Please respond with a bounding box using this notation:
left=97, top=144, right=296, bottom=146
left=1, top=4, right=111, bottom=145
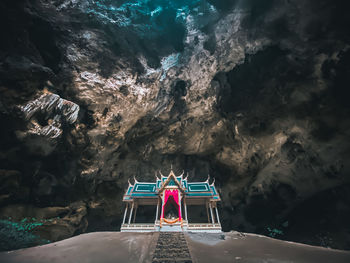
left=15, top=93, right=79, bottom=156
left=0, top=0, right=350, bottom=251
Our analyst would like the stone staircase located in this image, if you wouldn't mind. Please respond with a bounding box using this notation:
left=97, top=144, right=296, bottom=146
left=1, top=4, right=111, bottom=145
left=152, top=232, right=193, bottom=263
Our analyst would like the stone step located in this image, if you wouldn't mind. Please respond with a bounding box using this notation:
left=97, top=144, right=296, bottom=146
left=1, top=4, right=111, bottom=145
left=153, top=253, right=191, bottom=258
left=152, top=232, right=192, bottom=263
left=152, top=259, right=192, bottom=263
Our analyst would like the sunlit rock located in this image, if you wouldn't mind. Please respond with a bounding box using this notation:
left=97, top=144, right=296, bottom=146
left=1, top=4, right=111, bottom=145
left=16, top=93, right=79, bottom=156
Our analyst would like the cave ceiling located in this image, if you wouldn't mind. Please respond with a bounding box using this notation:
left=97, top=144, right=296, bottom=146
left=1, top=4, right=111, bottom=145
left=0, top=0, right=350, bottom=250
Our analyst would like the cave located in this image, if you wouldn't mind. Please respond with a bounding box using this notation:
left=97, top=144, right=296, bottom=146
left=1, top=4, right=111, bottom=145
left=0, top=0, right=350, bottom=261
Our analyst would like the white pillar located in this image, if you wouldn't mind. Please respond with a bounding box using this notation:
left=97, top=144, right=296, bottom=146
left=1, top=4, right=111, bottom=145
left=160, top=193, right=165, bottom=219
left=215, top=205, right=220, bottom=225
left=184, top=198, right=188, bottom=222
left=133, top=204, right=138, bottom=223
left=155, top=198, right=160, bottom=223
left=128, top=202, right=134, bottom=225
left=209, top=202, right=215, bottom=225
left=122, top=204, right=128, bottom=225
left=178, top=192, right=182, bottom=220
left=206, top=202, right=210, bottom=223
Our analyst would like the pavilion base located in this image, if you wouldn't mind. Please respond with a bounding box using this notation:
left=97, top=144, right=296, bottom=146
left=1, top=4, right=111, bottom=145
left=121, top=221, right=222, bottom=233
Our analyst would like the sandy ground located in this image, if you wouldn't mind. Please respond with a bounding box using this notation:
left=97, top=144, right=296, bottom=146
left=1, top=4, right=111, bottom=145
left=0, top=231, right=349, bottom=263
left=0, top=232, right=159, bottom=263
left=185, top=232, right=350, bottom=263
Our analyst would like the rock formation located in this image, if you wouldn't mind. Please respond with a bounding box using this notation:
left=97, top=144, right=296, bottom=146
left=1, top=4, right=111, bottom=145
left=0, top=0, right=350, bottom=251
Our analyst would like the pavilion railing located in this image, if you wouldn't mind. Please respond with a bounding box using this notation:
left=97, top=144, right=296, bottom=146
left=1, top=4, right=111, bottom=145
left=187, top=223, right=221, bottom=229
left=121, top=221, right=222, bottom=232
left=121, top=223, right=155, bottom=229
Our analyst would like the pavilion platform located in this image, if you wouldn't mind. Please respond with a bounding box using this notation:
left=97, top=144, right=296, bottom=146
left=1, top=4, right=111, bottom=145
left=120, top=220, right=222, bottom=233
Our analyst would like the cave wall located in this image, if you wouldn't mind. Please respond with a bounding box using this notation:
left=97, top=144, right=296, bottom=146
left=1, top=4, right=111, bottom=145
left=0, top=0, right=350, bottom=250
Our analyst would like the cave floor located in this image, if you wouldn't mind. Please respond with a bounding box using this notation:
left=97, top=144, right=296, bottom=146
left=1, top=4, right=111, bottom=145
left=0, top=231, right=349, bottom=263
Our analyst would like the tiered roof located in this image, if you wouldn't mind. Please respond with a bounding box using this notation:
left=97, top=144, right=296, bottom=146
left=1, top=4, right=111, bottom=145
left=123, top=170, right=220, bottom=201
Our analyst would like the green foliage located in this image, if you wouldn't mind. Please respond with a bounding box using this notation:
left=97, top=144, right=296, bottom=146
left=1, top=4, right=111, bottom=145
left=0, top=217, right=51, bottom=251
left=282, top=221, right=289, bottom=227
left=266, top=227, right=284, bottom=238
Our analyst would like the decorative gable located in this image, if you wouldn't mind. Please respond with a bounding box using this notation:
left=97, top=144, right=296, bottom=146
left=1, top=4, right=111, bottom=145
left=158, top=170, right=185, bottom=193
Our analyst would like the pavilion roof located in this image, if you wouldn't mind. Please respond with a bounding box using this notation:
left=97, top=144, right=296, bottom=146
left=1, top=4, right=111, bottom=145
left=123, top=170, right=220, bottom=202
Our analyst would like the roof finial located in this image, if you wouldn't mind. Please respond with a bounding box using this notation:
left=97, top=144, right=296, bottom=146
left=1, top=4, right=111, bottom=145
left=184, top=172, right=189, bottom=180
left=211, top=178, right=216, bottom=186
left=155, top=171, right=160, bottom=180
left=159, top=170, right=164, bottom=178
left=133, top=176, right=138, bottom=183
left=180, top=170, right=184, bottom=178
left=206, top=174, right=210, bottom=183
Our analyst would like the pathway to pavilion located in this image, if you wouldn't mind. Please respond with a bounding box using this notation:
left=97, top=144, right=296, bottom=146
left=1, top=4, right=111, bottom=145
left=152, top=232, right=192, bottom=263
